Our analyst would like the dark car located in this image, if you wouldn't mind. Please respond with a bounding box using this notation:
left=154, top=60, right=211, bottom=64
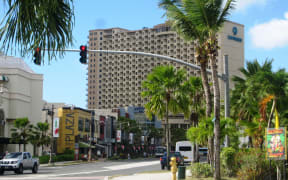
left=160, top=151, right=184, bottom=170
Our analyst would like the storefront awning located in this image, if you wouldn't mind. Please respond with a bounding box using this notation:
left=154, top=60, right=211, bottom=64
left=79, top=142, right=95, bottom=148
left=94, top=144, right=105, bottom=149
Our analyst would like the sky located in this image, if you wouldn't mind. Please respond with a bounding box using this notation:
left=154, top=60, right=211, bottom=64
left=1, top=0, right=288, bottom=109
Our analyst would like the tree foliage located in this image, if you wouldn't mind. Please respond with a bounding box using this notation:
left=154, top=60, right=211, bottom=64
left=0, top=0, right=74, bottom=62
left=10, top=117, right=33, bottom=152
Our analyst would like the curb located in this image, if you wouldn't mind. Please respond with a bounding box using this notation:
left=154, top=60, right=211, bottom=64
left=40, top=159, right=105, bottom=167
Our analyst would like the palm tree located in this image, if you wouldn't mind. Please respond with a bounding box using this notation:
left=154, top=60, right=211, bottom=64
left=159, top=1, right=236, bottom=178
left=180, top=76, right=206, bottom=162
left=10, top=117, right=33, bottom=152
left=141, top=65, right=187, bottom=166
left=159, top=0, right=212, bottom=118
left=232, top=59, right=288, bottom=147
left=29, top=127, right=41, bottom=156
left=0, top=0, right=74, bottom=62
left=35, top=122, right=50, bottom=155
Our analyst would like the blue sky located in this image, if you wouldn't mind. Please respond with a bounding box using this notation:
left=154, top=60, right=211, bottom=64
left=1, top=0, right=288, bottom=109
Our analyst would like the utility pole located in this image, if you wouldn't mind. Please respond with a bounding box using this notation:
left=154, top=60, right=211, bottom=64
left=48, top=104, right=55, bottom=166
left=224, top=55, right=230, bottom=147
left=88, top=111, right=94, bottom=162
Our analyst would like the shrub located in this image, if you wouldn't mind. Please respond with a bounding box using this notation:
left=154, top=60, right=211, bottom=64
left=235, top=148, right=276, bottom=180
left=39, top=155, right=50, bottom=164
left=54, top=154, right=74, bottom=162
left=63, top=149, right=74, bottom=155
left=190, top=163, right=213, bottom=178
left=221, top=147, right=237, bottom=176
left=108, top=155, right=120, bottom=160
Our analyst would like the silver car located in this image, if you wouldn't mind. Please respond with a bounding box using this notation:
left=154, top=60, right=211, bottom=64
left=0, top=152, right=39, bottom=175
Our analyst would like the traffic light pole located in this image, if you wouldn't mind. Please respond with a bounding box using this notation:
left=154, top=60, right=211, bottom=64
left=50, top=48, right=224, bottom=79
left=44, top=48, right=230, bottom=145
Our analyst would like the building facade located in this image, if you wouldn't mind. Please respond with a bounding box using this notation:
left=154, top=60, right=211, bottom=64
left=87, top=21, right=244, bottom=109
left=0, top=55, right=43, bottom=154
left=56, top=107, right=97, bottom=156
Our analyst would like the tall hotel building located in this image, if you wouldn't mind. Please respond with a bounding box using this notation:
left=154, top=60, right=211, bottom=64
left=87, top=21, right=244, bottom=109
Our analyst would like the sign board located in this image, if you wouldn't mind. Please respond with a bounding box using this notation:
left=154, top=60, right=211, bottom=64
left=151, top=137, right=154, bottom=145
left=116, top=130, right=121, bottom=143
left=266, top=127, right=287, bottom=160
left=129, top=133, right=133, bottom=144
left=53, top=117, right=59, bottom=137
left=141, top=136, right=145, bottom=145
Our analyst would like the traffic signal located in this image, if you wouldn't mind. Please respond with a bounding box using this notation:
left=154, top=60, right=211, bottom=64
left=33, top=47, right=41, bottom=65
left=80, top=45, right=87, bottom=64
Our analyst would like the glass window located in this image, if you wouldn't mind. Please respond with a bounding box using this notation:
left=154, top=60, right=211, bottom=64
left=179, top=146, right=192, bottom=151
left=85, top=119, right=90, bottom=132
left=78, top=118, right=84, bottom=131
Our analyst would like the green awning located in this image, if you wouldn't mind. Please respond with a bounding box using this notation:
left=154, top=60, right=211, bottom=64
left=79, top=142, right=95, bottom=148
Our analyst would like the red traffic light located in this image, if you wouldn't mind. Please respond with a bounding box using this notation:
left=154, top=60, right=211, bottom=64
left=35, top=47, right=40, bottom=53
left=80, top=45, right=86, bottom=51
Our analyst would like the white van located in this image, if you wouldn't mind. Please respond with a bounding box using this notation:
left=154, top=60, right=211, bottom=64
left=176, top=141, right=193, bottom=163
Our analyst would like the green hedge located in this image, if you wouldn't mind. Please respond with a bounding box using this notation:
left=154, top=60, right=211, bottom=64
left=38, top=153, right=74, bottom=164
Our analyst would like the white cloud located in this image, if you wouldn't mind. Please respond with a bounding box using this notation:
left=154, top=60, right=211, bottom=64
left=249, top=12, right=288, bottom=49
left=234, top=0, right=267, bottom=11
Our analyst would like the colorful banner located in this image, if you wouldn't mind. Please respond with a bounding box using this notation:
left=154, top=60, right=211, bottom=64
left=53, top=117, right=59, bottom=137
left=116, top=130, right=121, bottom=143
left=266, top=127, right=287, bottom=160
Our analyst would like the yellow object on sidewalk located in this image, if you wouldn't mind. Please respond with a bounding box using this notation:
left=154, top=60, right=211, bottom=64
left=170, top=157, right=177, bottom=180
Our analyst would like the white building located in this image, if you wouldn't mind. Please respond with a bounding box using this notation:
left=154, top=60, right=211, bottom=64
left=0, top=55, right=43, bottom=154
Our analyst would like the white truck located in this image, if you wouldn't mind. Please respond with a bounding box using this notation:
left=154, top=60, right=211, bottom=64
left=0, top=152, right=39, bottom=175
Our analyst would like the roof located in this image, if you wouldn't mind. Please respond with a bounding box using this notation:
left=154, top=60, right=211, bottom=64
left=0, top=55, right=34, bottom=73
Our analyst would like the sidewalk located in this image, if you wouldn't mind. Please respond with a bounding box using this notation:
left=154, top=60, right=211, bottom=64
left=110, top=170, right=191, bottom=180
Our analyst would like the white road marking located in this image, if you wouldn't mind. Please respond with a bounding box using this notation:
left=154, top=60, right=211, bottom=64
left=0, top=160, right=159, bottom=179
left=103, top=160, right=159, bottom=171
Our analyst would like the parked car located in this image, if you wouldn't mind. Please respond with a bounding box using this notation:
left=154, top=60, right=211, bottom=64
left=199, top=147, right=208, bottom=156
left=0, top=152, right=39, bottom=175
left=160, top=151, right=184, bottom=170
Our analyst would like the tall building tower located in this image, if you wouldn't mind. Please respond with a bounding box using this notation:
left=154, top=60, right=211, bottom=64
left=87, top=21, right=244, bottom=109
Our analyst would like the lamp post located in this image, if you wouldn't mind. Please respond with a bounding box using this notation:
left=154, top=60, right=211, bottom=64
left=42, top=104, right=55, bottom=166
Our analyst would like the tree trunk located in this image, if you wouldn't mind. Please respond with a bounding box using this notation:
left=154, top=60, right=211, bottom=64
left=19, top=144, right=21, bottom=152
left=210, top=38, right=221, bottom=180
left=208, top=136, right=214, bottom=171
left=195, top=45, right=212, bottom=117
left=24, top=143, right=26, bottom=152
left=33, top=145, right=36, bottom=157
left=200, top=63, right=212, bottom=116
left=268, top=99, right=276, bottom=128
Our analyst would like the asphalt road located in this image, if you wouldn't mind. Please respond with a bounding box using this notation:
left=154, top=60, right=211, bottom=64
left=0, top=158, right=162, bottom=180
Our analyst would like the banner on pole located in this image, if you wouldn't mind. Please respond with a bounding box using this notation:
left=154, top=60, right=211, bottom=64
left=116, top=130, right=121, bottom=143
left=266, top=127, right=287, bottom=160
left=53, top=117, right=59, bottom=137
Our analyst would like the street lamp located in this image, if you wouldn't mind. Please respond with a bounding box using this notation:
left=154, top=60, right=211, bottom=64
left=42, top=104, right=55, bottom=166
